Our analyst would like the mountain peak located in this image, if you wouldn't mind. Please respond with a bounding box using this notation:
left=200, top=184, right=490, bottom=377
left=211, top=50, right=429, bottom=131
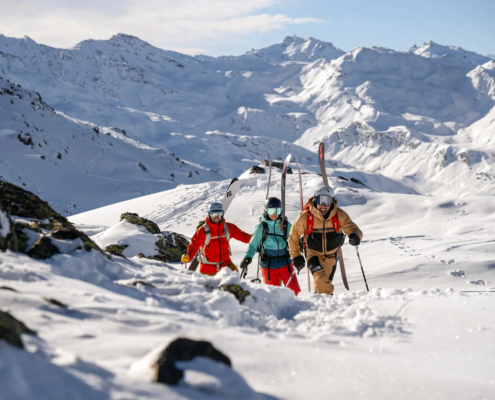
left=413, top=41, right=491, bottom=66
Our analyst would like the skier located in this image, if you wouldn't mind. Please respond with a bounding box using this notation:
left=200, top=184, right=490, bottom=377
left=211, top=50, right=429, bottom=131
left=288, top=186, right=363, bottom=295
left=240, top=197, right=301, bottom=295
left=181, top=202, right=251, bottom=276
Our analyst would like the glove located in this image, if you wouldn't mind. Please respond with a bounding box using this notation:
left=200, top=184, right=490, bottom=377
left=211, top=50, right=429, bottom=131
left=240, top=257, right=252, bottom=270
left=181, top=254, right=190, bottom=263
left=293, top=255, right=305, bottom=272
left=348, top=233, right=360, bottom=246
left=240, top=257, right=252, bottom=279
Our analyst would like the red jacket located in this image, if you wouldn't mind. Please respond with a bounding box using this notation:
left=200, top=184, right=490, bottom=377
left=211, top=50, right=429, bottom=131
left=188, top=217, right=251, bottom=274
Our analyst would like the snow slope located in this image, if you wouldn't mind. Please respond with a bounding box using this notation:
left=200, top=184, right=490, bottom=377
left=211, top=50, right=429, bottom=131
left=0, top=77, right=220, bottom=214
left=2, top=166, right=493, bottom=399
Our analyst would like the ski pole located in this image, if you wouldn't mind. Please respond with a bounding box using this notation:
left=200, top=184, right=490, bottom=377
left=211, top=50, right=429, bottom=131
left=355, top=246, right=369, bottom=292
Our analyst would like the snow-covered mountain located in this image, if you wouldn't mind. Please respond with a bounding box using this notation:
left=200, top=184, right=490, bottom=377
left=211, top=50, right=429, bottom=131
left=1, top=33, right=495, bottom=208
left=410, top=41, right=492, bottom=66
left=0, top=77, right=220, bottom=214
left=294, top=48, right=495, bottom=196
left=234, top=35, right=345, bottom=63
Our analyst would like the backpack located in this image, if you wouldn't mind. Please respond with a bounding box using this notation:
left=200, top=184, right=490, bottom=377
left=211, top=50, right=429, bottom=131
left=302, top=202, right=340, bottom=237
left=257, top=217, right=289, bottom=253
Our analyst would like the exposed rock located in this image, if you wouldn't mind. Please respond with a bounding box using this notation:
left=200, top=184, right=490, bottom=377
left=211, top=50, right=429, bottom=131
left=17, top=133, right=32, bottom=146
left=0, top=286, right=18, bottom=292
left=27, top=236, right=60, bottom=259
left=154, top=338, right=231, bottom=385
left=120, top=212, right=160, bottom=234
left=350, top=178, right=364, bottom=185
left=249, top=166, right=265, bottom=174
left=219, top=284, right=251, bottom=304
left=43, top=298, right=68, bottom=308
left=51, top=226, right=80, bottom=240
left=259, top=160, right=293, bottom=173
left=0, top=180, right=64, bottom=221
left=0, top=310, right=36, bottom=349
left=137, top=253, right=146, bottom=258
left=147, top=254, right=169, bottom=262
left=154, top=232, right=189, bottom=262
left=105, top=244, right=129, bottom=257
left=0, top=205, right=18, bottom=252
left=338, top=176, right=349, bottom=181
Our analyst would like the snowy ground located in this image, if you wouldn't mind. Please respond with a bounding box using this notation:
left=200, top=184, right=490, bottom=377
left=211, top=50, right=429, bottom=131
left=1, top=170, right=494, bottom=399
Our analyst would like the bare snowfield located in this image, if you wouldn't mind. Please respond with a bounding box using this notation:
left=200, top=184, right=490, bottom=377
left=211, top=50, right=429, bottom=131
left=1, top=171, right=493, bottom=400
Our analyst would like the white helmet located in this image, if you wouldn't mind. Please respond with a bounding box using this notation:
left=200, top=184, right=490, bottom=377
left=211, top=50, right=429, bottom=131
left=314, top=185, right=335, bottom=206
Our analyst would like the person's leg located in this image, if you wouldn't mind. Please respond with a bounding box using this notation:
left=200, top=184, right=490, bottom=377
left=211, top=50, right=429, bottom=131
left=261, top=267, right=281, bottom=286
left=223, top=261, right=239, bottom=272
left=279, top=264, right=301, bottom=296
left=307, top=255, right=335, bottom=295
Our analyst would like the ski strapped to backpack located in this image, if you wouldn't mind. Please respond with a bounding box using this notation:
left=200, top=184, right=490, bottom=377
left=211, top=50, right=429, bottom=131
left=318, top=141, right=349, bottom=290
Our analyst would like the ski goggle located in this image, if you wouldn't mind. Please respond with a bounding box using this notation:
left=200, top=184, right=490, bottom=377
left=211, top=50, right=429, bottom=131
left=266, top=207, right=282, bottom=216
left=315, top=195, right=334, bottom=207
left=209, top=212, right=224, bottom=218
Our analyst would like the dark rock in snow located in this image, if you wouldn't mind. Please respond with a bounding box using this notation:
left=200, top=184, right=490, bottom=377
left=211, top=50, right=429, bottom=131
left=105, top=244, right=129, bottom=257
left=0, top=310, right=36, bottom=349
left=219, top=284, right=251, bottom=304
left=17, top=133, right=33, bottom=146
left=0, top=182, right=104, bottom=258
left=154, top=338, right=231, bottom=385
left=249, top=166, right=265, bottom=174
left=0, top=286, right=18, bottom=292
left=258, top=160, right=293, bottom=174
left=120, top=212, right=160, bottom=234
left=0, top=180, right=64, bottom=221
left=0, top=205, right=18, bottom=252
left=154, top=232, right=189, bottom=262
left=27, top=236, right=60, bottom=259
left=43, top=298, right=68, bottom=308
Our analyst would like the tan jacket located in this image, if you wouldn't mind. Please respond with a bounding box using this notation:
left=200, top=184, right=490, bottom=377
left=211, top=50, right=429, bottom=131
left=288, top=197, right=363, bottom=259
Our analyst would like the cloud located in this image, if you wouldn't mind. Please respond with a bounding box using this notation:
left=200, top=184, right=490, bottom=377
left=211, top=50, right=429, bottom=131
left=0, top=0, right=322, bottom=54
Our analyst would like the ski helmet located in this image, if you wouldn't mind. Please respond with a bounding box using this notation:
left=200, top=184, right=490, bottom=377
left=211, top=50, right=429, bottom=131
left=208, top=202, right=224, bottom=220
left=264, top=197, right=282, bottom=217
left=314, top=185, right=335, bottom=207
left=209, top=202, right=224, bottom=213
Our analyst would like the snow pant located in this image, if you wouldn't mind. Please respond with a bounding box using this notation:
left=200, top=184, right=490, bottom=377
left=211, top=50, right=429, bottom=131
left=261, top=263, right=301, bottom=296
left=306, top=249, right=338, bottom=295
left=200, top=261, right=238, bottom=276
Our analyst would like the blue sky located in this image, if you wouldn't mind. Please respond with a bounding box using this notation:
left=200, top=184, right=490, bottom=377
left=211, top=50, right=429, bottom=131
left=236, top=0, right=495, bottom=56
left=0, top=0, right=493, bottom=56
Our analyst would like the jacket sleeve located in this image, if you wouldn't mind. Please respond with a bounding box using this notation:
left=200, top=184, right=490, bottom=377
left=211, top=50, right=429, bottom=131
left=337, top=208, right=363, bottom=240
left=228, top=223, right=252, bottom=244
left=187, top=227, right=205, bottom=258
left=288, top=212, right=306, bottom=259
left=243, top=222, right=264, bottom=260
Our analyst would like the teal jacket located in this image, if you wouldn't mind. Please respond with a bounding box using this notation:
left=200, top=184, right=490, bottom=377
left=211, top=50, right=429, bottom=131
left=244, top=215, right=292, bottom=269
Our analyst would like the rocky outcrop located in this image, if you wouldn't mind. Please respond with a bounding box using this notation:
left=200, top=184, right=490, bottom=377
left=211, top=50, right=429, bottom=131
left=153, top=338, right=231, bottom=385
left=120, top=212, right=161, bottom=234
left=0, top=181, right=104, bottom=258
left=219, top=284, right=251, bottom=304
left=154, top=232, right=189, bottom=262
left=249, top=166, right=265, bottom=174
left=0, top=204, right=17, bottom=252
left=105, top=244, right=129, bottom=257
left=0, top=311, right=36, bottom=349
